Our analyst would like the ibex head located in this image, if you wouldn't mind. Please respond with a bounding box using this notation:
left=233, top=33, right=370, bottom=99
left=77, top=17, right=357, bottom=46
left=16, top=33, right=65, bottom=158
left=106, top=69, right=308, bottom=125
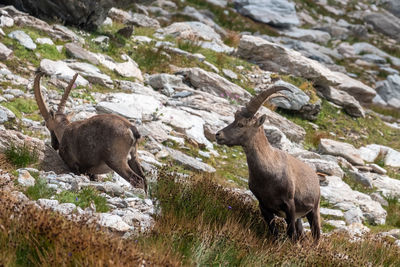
left=216, top=85, right=290, bottom=147
left=34, top=72, right=78, bottom=149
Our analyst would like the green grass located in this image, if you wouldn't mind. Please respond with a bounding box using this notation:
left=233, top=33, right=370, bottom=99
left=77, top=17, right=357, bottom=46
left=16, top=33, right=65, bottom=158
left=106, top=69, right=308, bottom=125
left=25, top=178, right=54, bottom=200
left=2, top=98, right=40, bottom=120
left=4, top=143, right=38, bottom=168
left=278, top=100, right=400, bottom=150
left=55, top=187, right=109, bottom=212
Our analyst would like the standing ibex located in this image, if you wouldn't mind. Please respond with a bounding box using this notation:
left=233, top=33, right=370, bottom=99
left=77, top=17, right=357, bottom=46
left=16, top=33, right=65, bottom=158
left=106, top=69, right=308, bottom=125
left=216, top=85, right=321, bottom=241
left=34, top=72, right=147, bottom=191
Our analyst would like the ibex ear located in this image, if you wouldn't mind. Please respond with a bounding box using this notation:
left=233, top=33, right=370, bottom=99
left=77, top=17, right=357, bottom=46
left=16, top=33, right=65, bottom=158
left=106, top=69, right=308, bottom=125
left=49, top=109, right=55, bottom=119
left=254, top=114, right=267, bottom=127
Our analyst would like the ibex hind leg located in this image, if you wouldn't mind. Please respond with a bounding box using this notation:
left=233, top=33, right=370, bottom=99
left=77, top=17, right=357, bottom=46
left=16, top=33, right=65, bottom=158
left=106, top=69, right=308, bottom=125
left=306, top=203, right=321, bottom=242
left=105, top=159, right=145, bottom=191
left=295, top=218, right=305, bottom=240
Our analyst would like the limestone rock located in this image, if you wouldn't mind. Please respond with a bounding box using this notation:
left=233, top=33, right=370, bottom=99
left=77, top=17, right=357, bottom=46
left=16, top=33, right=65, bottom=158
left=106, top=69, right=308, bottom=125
left=319, top=139, right=364, bottom=166
left=237, top=35, right=376, bottom=102
left=364, top=10, right=400, bottom=40
left=0, top=42, right=12, bottom=60
left=40, top=59, right=88, bottom=86
left=233, top=0, right=299, bottom=28
left=318, top=86, right=365, bottom=117
left=65, top=42, right=100, bottom=65
left=8, top=30, right=36, bottom=50
left=165, top=147, right=216, bottom=173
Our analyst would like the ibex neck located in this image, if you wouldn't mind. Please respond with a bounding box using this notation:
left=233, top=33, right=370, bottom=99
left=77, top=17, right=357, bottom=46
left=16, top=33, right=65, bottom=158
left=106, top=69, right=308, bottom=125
left=243, top=128, right=274, bottom=171
left=53, top=121, right=69, bottom=142
left=243, top=128, right=272, bottom=155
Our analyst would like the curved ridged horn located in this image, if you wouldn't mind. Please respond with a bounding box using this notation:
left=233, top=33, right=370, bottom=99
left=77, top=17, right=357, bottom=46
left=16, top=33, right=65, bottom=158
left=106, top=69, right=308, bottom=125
left=34, top=71, right=50, bottom=121
left=241, top=85, right=292, bottom=118
left=57, top=73, right=78, bottom=114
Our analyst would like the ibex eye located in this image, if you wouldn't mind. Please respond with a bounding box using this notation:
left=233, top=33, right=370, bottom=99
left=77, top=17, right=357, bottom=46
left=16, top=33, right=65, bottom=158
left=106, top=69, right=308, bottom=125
left=237, top=123, right=244, bottom=127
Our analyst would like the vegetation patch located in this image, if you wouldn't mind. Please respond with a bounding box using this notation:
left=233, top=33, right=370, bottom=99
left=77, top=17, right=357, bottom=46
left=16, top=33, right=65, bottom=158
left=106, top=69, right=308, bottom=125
left=2, top=98, right=40, bottom=120
left=25, top=177, right=54, bottom=200
left=5, top=143, right=38, bottom=168
left=55, top=187, right=109, bottom=212
left=278, top=100, right=400, bottom=151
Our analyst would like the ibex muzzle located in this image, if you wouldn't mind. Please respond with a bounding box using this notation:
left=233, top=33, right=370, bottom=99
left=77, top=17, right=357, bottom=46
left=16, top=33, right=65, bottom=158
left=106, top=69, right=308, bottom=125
left=34, top=72, right=147, bottom=192
left=216, top=85, right=321, bottom=241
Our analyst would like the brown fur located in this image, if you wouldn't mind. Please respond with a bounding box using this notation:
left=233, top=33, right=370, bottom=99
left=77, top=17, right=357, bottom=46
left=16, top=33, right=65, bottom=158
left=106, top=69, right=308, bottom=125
left=216, top=86, right=321, bottom=241
left=34, top=72, right=146, bottom=191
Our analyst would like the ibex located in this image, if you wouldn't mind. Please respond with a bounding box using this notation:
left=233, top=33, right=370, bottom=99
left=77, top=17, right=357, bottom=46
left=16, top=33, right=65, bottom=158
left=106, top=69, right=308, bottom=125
left=34, top=72, right=147, bottom=191
left=216, top=85, right=321, bottom=241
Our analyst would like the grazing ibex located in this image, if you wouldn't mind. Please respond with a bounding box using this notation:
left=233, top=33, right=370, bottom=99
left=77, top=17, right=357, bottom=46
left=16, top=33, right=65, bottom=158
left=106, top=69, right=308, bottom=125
left=34, top=72, right=147, bottom=191
left=216, top=85, right=321, bottom=241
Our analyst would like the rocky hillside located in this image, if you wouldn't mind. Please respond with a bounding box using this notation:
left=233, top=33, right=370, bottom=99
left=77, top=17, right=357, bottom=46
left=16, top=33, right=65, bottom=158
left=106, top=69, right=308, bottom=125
left=1, top=0, right=400, bottom=265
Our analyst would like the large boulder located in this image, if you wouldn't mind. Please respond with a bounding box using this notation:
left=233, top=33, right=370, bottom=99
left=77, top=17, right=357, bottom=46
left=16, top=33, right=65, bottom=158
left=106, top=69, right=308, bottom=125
left=2, top=0, right=136, bottom=30
left=237, top=35, right=376, bottom=103
left=233, top=0, right=299, bottom=28
left=383, top=0, right=400, bottom=18
left=318, top=139, right=364, bottom=166
left=375, top=74, right=400, bottom=109
left=363, top=10, right=400, bottom=40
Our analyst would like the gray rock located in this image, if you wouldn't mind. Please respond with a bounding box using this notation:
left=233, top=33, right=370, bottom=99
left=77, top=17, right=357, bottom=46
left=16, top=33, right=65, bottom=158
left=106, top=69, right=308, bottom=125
left=365, top=172, right=400, bottom=199
left=165, top=147, right=216, bottom=173
left=6, top=0, right=135, bottom=30
left=36, top=37, right=54, bottom=45
left=99, top=213, right=132, bottom=232
left=17, top=170, right=35, bottom=187
left=282, top=28, right=331, bottom=44
left=344, top=207, right=364, bottom=224
left=65, top=42, right=100, bottom=65
left=37, top=199, right=59, bottom=209
left=301, top=158, right=344, bottom=178
left=383, top=0, right=400, bottom=18
left=40, top=59, right=88, bottom=86
left=67, top=62, right=113, bottom=88
left=352, top=42, right=400, bottom=67
left=177, top=67, right=251, bottom=102
left=130, top=13, right=160, bottom=28
left=0, top=106, right=15, bottom=123
left=319, top=139, right=364, bottom=166
left=369, top=163, right=387, bottom=175
left=0, top=42, right=12, bottom=60
left=53, top=203, right=77, bottom=215
left=321, top=175, right=386, bottom=225
left=158, top=21, right=232, bottom=53
left=348, top=171, right=373, bottom=188
left=222, top=69, right=238, bottom=80
left=147, top=73, right=184, bottom=90
left=233, top=0, right=300, bottom=28
left=180, top=6, right=227, bottom=36
left=364, top=10, right=400, bottom=40
left=370, top=193, right=388, bottom=207
left=361, top=54, right=386, bottom=64
left=238, top=35, right=376, bottom=103
left=269, top=80, right=309, bottom=110
left=114, top=55, right=143, bottom=81
left=8, top=30, right=36, bottom=50
left=320, top=207, right=344, bottom=217
left=0, top=15, right=14, bottom=27
left=376, top=74, right=400, bottom=109
left=318, top=86, right=365, bottom=117
left=92, top=35, right=109, bottom=45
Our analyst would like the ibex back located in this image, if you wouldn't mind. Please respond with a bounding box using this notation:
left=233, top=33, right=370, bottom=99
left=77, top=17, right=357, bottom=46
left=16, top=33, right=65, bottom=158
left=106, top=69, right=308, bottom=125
left=34, top=72, right=146, bottom=191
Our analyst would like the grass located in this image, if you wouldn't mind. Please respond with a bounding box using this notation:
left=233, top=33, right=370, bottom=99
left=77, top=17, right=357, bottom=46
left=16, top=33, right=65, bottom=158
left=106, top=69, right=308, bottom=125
left=0, top=190, right=174, bottom=266
left=55, top=187, right=109, bottom=212
left=2, top=97, right=41, bottom=121
left=278, top=100, right=400, bottom=151
left=135, top=167, right=400, bottom=266
left=25, top=178, right=54, bottom=200
left=4, top=143, right=38, bottom=168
